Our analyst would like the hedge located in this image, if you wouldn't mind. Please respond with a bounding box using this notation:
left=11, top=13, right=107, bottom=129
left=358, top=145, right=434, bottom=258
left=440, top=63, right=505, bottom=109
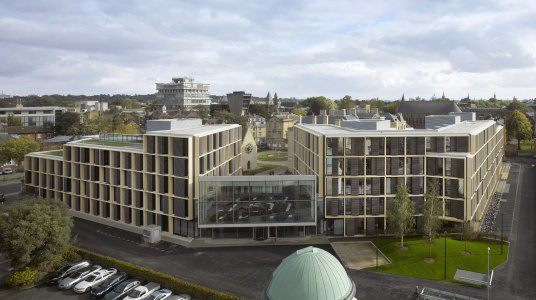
left=73, top=247, right=240, bottom=300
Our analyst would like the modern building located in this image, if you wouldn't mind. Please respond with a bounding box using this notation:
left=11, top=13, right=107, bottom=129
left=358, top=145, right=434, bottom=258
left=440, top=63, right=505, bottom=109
left=155, top=77, right=210, bottom=109
left=0, top=106, right=67, bottom=140
left=264, top=246, right=356, bottom=300
left=198, top=175, right=316, bottom=239
left=290, top=116, right=504, bottom=236
left=397, top=100, right=461, bottom=128
left=24, top=119, right=242, bottom=239
left=227, top=91, right=252, bottom=116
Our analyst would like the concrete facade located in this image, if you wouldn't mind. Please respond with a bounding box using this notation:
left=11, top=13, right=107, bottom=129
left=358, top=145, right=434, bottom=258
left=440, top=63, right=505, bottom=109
left=155, top=77, right=210, bottom=109
left=290, top=118, right=504, bottom=236
left=24, top=119, right=242, bottom=238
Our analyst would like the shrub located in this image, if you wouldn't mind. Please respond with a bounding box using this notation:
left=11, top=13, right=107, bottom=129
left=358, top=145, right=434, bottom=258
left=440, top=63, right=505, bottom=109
left=6, top=267, right=38, bottom=288
left=73, top=247, right=240, bottom=300
left=62, top=247, right=82, bottom=263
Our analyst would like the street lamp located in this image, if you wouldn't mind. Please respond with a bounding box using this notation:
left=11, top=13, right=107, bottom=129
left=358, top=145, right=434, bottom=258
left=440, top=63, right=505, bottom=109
left=488, top=246, right=491, bottom=300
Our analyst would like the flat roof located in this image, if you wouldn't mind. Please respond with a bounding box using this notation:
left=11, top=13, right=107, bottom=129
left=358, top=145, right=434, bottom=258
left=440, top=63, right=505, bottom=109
left=0, top=106, right=66, bottom=111
left=199, top=175, right=315, bottom=182
left=297, top=120, right=497, bottom=137
left=148, top=124, right=240, bottom=138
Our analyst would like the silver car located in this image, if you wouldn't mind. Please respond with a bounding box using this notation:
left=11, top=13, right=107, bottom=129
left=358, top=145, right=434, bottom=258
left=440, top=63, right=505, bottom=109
left=58, top=265, right=102, bottom=290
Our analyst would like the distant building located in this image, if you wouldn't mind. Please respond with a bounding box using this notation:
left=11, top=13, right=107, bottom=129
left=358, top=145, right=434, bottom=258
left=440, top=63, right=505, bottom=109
left=397, top=100, right=461, bottom=128
left=0, top=106, right=66, bottom=141
left=0, top=91, right=11, bottom=99
left=247, top=115, right=266, bottom=145
left=227, top=91, right=252, bottom=116
left=155, top=77, right=210, bottom=109
left=266, top=114, right=300, bottom=150
left=75, top=100, right=108, bottom=114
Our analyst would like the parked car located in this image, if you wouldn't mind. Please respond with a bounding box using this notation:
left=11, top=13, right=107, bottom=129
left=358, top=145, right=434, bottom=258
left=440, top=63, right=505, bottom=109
left=104, top=279, right=142, bottom=300
left=74, top=268, right=117, bottom=293
left=2, top=167, right=13, bottom=174
left=90, top=271, right=128, bottom=298
left=58, top=265, right=102, bottom=290
left=146, top=289, right=172, bottom=300
left=44, top=261, right=90, bottom=285
left=167, top=295, right=191, bottom=300
left=124, top=282, right=161, bottom=300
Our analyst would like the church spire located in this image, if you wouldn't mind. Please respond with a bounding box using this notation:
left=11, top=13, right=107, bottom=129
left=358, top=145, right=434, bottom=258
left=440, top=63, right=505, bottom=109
left=401, top=93, right=405, bottom=102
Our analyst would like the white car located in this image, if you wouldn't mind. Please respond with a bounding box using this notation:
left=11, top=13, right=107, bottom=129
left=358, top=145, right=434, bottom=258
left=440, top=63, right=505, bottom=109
left=124, top=282, right=160, bottom=300
left=73, top=268, right=117, bottom=293
left=58, top=265, right=102, bottom=289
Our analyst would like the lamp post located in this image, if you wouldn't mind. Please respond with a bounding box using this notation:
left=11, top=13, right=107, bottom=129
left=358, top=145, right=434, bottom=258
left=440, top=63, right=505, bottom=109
left=488, top=246, right=491, bottom=300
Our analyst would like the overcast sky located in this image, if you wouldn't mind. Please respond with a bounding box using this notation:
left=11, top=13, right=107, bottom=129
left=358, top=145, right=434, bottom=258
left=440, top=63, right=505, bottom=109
left=1, top=0, right=536, bottom=100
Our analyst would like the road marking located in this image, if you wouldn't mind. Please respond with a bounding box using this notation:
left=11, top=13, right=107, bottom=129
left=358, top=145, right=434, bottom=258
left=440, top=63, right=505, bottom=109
left=503, top=184, right=510, bottom=193
left=500, top=199, right=507, bottom=203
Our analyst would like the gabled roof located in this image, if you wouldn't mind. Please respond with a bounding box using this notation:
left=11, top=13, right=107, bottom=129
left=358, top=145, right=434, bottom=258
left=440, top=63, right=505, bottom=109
left=398, top=101, right=461, bottom=114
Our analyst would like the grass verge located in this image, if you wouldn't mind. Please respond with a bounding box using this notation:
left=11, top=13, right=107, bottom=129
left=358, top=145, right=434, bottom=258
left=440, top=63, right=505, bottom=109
left=257, top=152, right=288, bottom=161
left=369, top=237, right=508, bottom=283
left=242, top=164, right=278, bottom=175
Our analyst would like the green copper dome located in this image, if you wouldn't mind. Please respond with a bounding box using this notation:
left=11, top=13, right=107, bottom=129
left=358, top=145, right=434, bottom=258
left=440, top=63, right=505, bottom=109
left=265, top=246, right=356, bottom=300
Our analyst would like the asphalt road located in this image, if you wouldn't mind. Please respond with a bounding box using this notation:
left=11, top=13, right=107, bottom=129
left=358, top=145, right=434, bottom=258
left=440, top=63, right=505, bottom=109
left=492, top=160, right=536, bottom=299
left=0, top=182, right=21, bottom=196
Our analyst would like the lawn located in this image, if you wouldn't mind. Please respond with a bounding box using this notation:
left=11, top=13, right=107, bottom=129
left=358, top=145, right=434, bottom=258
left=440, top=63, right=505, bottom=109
left=257, top=152, right=288, bottom=161
left=370, top=237, right=508, bottom=283
left=242, top=165, right=278, bottom=175
left=46, top=150, right=64, bottom=157
left=519, top=140, right=534, bottom=153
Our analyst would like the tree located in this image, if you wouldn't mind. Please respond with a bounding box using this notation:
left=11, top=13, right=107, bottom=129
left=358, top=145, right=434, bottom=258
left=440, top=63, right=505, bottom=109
left=6, top=113, right=22, bottom=126
left=54, top=112, right=82, bottom=136
left=300, top=96, right=335, bottom=115
left=0, top=136, right=39, bottom=165
left=335, top=95, right=356, bottom=110
left=122, top=98, right=142, bottom=109
left=290, top=107, right=307, bottom=116
left=422, top=179, right=443, bottom=256
left=506, top=110, right=533, bottom=150
left=387, top=184, right=415, bottom=248
left=462, top=221, right=473, bottom=254
left=506, top=98, right=530, bottom=113
left=194, top=104, right=209, bottom=119
left=213, top=110, right=247, bottom=127
left=0, top=198, right=73, bottom=272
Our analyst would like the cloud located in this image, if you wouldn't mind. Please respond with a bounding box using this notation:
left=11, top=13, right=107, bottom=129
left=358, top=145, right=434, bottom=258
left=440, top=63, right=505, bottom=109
left=0, top=0, right=536, bottom=99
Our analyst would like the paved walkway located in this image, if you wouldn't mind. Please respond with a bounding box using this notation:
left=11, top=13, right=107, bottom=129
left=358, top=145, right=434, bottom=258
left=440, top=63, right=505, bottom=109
left=332, top=241, right=389, bottom=270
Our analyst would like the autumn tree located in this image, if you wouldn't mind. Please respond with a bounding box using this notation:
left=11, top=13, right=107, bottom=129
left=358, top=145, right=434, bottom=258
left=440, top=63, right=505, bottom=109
left=290, top=107, right=307, bottom=116
left=6, top=113, right=22, bottom=126
left=506, top=110, right=533, bottom=150
left=387, top=184, right=415, bottom=248
left=0, top=198, right=73, bottom=273
left=0, top=136, right=39, bottom=166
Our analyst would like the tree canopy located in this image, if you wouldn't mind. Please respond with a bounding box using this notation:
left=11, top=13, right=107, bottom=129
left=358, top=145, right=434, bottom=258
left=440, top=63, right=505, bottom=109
left=300, top=96, right=335, bottom=115
left=387, top=184, right=415, bottom=248
left=6, top=113, right=22, bottom=126
left=0, top=136, right=39, bottom=165
left=54, top=112, right=82, bottom=136
left=506, top=98, right=530, bottom=113
left=0, top=198, right=73, bottom=272
left=335, top=95, right=356, bottom=110
left=290, top=107, right=307, bottom=116
left=213, top=110, right=247, bottom=127
left=194, top=104, right=210, bottom=119
left=248, top=104, right=271, bottom=119
left=507, top=110, right=533, bottom=150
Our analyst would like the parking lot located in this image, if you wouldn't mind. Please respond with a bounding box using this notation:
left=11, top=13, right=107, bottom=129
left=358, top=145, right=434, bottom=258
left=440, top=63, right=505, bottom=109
left=0, top=285, right=98, bottom=300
